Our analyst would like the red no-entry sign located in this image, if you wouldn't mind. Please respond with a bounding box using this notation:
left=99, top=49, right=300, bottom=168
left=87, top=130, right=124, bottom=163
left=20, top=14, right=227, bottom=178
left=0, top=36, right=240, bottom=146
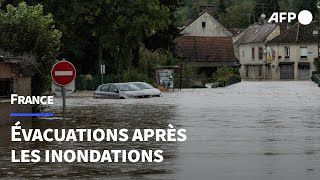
left=51, top=61, right=76, bottom=86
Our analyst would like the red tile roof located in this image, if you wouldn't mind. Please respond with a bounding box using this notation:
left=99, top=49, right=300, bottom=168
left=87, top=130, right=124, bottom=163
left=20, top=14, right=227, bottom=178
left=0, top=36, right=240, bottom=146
left=175, top=36, right=237, bottom=67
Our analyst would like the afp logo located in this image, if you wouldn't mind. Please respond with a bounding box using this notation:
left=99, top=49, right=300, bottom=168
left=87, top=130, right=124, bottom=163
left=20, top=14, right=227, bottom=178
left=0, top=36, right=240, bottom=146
left=268, top=10, right=313, bottom=25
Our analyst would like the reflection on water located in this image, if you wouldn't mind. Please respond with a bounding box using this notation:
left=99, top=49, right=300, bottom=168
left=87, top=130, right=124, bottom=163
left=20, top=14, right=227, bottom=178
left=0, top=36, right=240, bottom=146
left=1, top=81, right=320, bottom=179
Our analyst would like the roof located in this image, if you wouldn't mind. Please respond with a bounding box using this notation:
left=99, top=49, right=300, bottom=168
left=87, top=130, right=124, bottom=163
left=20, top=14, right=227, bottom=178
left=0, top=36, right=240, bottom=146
left=268, top=21, right=318, bottom=44
left=175, top=36, right=237, bottom=67
left=228, top=28, right=246, bottom=37
left=236, top=23, right=277, bottom=45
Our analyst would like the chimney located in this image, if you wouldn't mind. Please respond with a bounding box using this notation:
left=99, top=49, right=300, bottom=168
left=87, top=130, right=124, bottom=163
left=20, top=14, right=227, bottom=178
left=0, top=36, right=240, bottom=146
left=279, top=21, right=288, bottom=34
left=199, top=5, right=216, bottom=17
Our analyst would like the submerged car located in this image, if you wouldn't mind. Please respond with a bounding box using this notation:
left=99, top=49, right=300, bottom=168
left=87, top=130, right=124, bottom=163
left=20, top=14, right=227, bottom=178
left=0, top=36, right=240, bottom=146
left=131, top=82, right=161, bottom=97
left=94, top=83, right=150, bottom=99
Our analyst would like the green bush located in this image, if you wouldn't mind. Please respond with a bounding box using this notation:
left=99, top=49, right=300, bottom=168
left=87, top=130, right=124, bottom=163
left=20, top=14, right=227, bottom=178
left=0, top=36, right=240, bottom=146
left=210, top=66, right=241, bottom=87
left=311, top=74, right=320, bottom=84
left=121, top=68, right=148, bottom=83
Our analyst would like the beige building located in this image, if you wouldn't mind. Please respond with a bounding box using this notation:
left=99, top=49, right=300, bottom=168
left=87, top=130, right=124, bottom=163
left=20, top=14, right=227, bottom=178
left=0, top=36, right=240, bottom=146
left=176, top=5, right=239, bottom=77
left=267, top=22, right=318, bottom=80
left=0, top=57, right=32, bottom=125
left=235, top=23, right=282, bottom=80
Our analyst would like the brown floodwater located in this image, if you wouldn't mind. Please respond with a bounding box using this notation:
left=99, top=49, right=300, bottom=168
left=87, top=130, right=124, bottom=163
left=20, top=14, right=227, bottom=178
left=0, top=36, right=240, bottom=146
left=1, top=81, right=320, bottom=179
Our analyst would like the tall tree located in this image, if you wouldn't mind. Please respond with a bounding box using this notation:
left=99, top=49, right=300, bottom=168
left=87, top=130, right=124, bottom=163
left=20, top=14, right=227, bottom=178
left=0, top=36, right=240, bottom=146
left=254, top=0, right=280, bottom=20
left=220, top=0, right=255, bottom=28
left=293, top=0, right=317, bottom=16
left=0, top=2, right=61, bottom=100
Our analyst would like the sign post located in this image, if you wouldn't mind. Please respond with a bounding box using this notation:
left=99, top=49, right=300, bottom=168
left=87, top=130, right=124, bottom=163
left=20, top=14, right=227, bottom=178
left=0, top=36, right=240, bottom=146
left=51, top=61, right=76, bottom=120
left=101, top=65, right=105, bottom=84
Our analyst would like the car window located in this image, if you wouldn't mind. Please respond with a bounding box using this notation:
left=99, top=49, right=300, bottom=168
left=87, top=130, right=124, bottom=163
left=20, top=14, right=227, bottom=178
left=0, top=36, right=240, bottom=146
left=133, top=82, right=154, bottom=89
left=117, top=84, right=141, bottom=91
left=100, top=85, right=110, bottom=92
left=109, top=85, right=118, bottom=92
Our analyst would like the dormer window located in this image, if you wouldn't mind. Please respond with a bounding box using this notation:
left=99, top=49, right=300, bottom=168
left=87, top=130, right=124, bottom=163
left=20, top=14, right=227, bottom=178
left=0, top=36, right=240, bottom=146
left=202, top=22, right=206, bottom=28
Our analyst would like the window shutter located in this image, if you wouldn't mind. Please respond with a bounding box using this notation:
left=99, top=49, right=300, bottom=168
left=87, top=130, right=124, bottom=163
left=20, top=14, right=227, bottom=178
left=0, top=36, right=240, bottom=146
left=252, top=48, right=255, bottom=59
left=258, top=47, right=263, bottom=60
left=300, top=47, right=308, bottom=58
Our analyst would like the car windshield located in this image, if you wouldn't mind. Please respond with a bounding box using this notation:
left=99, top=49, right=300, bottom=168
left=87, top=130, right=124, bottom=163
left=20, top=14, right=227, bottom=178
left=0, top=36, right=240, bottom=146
left=133, top=82, right=154, bottom=89
left=116, top=84, right=141, bottom=91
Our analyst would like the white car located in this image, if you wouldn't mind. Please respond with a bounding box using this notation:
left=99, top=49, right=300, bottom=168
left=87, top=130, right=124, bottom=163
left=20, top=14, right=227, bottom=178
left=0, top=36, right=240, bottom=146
left=131, top=82, right=161, bottom=97
left=94, top=83, right=150, bottom=99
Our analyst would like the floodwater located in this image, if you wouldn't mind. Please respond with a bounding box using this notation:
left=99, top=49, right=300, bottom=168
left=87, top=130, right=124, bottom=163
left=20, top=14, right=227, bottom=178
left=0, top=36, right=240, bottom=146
left=1, top=81, right=320, bottom=179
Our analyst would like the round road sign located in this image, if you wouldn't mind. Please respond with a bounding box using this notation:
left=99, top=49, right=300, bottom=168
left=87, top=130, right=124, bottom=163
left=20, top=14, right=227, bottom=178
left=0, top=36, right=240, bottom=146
left=51, top=61, right=76, bottom=86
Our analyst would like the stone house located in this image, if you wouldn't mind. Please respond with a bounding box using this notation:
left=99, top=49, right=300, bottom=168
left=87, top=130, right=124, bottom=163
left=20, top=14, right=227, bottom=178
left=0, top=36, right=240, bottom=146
left=0, top=57, right=32, bottom=125
left=235, top=23, right=282, bottom=80
left=267, top=21, right=318, bottom=80
left=175, top=5, right=239, bottom=76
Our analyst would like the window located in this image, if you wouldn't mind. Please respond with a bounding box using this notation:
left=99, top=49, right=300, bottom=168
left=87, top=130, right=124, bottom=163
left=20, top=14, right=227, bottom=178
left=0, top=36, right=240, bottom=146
left=100, top=84, right=110, bottom=92
left=258, top=47, right=263, bottom=60
left=110, top=85, right=118, bottom=93
left=242, top=51, right=245, bottom=58
left=252, top=48, right=255, bottom=60
left=202, top=22, right=206, bottom=28
left=300, top=47, right=308, bottom=58
left=259, top=66, right=262, bottom=77
left=0, top=79, right=12, bottom=98
left=284, top=46, right=290, bottom=58
left=245, top=66, right=249, bottom=78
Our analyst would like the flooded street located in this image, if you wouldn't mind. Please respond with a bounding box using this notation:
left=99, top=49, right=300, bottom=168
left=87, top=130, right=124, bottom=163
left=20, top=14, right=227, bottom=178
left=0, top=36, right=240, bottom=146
left=1, top=81, right=320, bottom=179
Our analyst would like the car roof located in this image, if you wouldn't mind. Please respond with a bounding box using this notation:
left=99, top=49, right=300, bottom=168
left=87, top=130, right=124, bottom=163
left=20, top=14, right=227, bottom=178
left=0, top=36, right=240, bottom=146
left=131, top=82, right=147, bottom=84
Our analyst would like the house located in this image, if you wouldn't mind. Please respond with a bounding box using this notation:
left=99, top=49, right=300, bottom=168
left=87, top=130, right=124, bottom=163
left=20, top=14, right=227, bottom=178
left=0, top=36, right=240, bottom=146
left=175, top=5, right=239, bottom=76
left=0, top=57, right=32, bottom=125
left=235, top=23, right=282, bottom=80
left=267, top=21, right=318, bottom=80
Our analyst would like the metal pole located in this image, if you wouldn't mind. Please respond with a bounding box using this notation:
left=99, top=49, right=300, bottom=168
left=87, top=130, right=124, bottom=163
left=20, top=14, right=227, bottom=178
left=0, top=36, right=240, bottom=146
left=318, top=17, right=320, bottom=57
left=102, top=74, right=104, bottom=85
left=180, top=65, right=182, bottom=90
left=62, top=86, right=66, bottom=121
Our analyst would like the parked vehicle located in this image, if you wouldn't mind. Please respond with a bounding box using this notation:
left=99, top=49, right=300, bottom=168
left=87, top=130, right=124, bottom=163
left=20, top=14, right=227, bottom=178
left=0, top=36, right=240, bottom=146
left=94, top=83, right=150, bottom=99
left=131, top=82, right=161, bottom=97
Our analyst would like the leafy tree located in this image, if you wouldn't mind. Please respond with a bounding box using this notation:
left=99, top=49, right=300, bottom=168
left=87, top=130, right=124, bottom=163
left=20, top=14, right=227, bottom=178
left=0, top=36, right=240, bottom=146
left=293, top=0, right=318, bottom=16
left=0, top=2, right=61, bottom=100
left=254, top=0, right=280, bottom=21
left=34, top=0, right=172, bottom=76
left=220, top=0, right=255, bottom=28
left=144, top=0, right=183, bottom=53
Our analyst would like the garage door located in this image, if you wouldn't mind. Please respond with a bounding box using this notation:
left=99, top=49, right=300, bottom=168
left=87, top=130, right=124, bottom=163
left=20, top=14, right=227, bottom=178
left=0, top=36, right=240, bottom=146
left=299, top=66, right=310, bottom=80
left=280, top=64, right=294, bottom=80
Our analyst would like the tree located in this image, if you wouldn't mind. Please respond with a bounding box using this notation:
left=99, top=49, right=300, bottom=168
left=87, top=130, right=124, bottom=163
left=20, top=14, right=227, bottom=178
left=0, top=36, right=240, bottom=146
left=293, top=0, right=318, bottom=17
left=254, top=0, right=280, bottom=21
left=220, top=0, right=255, bottom=28
left=0, top=2, right=62, bottom=100
left=32, top=0, right=172, bottom=76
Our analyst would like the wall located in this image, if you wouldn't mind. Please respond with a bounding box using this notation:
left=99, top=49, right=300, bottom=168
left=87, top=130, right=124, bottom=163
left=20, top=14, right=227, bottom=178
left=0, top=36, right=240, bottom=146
left=239, top=43, right=267, bottom=79
left=0, top=63, right=32, bottom=126
left=181, top=12, right=233, bottom=37
left=268, top=44, right=317, bottom=80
